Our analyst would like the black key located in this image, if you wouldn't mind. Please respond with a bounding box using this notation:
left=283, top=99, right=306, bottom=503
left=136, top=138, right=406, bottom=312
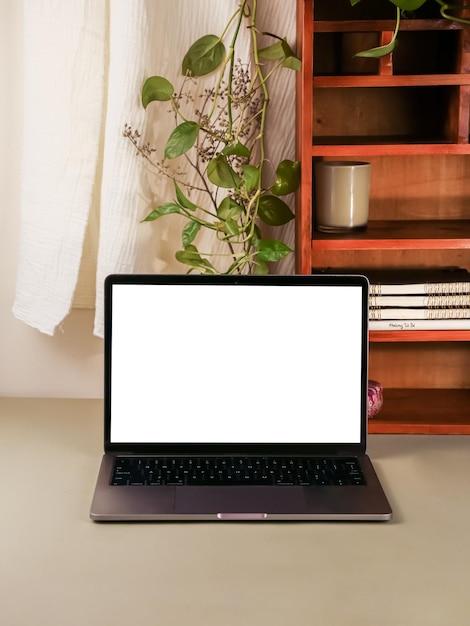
left=111, top=476, right=128, bottom=486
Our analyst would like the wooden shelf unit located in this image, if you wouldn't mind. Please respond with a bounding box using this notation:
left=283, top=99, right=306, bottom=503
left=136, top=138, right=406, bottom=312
left=295, top=0, right=470, bottom=434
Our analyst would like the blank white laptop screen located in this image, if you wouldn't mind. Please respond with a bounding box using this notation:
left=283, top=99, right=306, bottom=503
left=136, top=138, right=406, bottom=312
left=109, top=283, right=364, bottom=445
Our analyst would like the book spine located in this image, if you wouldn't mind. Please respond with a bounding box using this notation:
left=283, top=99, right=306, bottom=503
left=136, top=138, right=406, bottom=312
left=369, top=282, right=470, bottom=296
left=369, top=294, right=470, bottom=308
left=369, top=308, right=470, bottom=320
left=369, top=319, right=470, bottom=330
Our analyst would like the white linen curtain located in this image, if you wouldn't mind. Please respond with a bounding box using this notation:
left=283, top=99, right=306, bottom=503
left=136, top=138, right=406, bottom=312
left=12, top=0, right=296, bottom=338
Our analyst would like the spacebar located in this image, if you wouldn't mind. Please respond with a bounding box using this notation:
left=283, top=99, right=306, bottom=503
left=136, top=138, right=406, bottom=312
left=184, top=477, right=275, bottom=486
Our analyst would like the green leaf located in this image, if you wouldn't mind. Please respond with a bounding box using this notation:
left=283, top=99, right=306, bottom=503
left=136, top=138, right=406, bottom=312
left=282, top=55, right=302, bottom=72
left=258, top=41, right=284, bottom=61
left=257, top=239, right=293, bottom=263
left=224, top=219, right=240, bottom=237
left=354, top=39, right=397, bottom=59
left=242, top=165, right=260, bottom=193
left=141, top=76, right=174, bottom=108
left=217, top=197, right=243, bottom=221
left=175, top=245, right=216, bottom=272
left=182, top=220, right=201, bottom=247
left=221, top=141, right=251, bottom=158
left=355, top=6, right=400, bottom=58
left=142, top=203, right=181, bottom=222
left=349, top=0, right=362, bottom=6
left=258, top=196, right=295, bottom=226
left=258, top=38, right=301, bottom=71
left=164, top=121, right=199, bottom=159
left=390, top=0, right=427, bottom=9
left=270, top=160, right=300, bottom=196
left=174, top=181, right=196, bottom=211
left=280, top=40, right=302, bottom=71
left=207, top=155, right=241, bottom=188
left=182, top=35, right=226, bottom=77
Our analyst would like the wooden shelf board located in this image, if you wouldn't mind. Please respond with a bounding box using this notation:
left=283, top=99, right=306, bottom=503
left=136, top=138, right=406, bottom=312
left=314, top=75, right=470, bottom=88
left=312, top=221, right=470, bottom=251
left=370, top=330, right=470, bottom=343
left=315, top=19, right=463, bottom=33
left=368, top=388, right=470, bottom=434
left=311, top=143, right=470, bottom=156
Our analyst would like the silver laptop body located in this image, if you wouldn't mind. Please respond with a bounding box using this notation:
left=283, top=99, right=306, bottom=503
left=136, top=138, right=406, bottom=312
left=90, top=273, right=392, bottom=521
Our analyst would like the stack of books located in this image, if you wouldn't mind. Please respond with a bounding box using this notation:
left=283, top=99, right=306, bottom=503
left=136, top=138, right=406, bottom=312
left=366, top=268, right=470, bottom=330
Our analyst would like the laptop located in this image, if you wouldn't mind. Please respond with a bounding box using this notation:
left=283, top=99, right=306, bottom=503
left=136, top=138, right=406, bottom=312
left=90, top=273, right=392, bottom=521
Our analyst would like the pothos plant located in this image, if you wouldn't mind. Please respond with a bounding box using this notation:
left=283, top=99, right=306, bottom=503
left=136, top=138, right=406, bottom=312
left=124, top=0, right=300, bottom=275
left=351, top=0, right=470, bottom=58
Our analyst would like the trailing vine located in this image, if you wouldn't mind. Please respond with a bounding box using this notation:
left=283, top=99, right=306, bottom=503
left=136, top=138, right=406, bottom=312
left=125, top=0, right=300, bottom=274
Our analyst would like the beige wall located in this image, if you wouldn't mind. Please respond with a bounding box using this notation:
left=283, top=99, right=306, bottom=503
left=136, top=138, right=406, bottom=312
left=0, top=0, right=104, bottom=398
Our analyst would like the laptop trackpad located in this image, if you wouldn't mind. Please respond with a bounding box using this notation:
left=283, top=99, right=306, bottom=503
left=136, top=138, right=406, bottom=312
left=175, top=486, right=305, bottom=515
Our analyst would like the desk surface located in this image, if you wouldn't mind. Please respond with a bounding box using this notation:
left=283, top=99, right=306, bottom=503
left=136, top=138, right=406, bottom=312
left=1, top=397, right=470, bottom=626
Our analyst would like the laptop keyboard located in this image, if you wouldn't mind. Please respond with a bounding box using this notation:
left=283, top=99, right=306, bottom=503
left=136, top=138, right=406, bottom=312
left=111, top=457, right=366, bottom=487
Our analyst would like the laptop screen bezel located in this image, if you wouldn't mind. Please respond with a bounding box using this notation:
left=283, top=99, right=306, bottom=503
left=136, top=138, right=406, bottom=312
left=103, top=273, right=369, bottom=457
